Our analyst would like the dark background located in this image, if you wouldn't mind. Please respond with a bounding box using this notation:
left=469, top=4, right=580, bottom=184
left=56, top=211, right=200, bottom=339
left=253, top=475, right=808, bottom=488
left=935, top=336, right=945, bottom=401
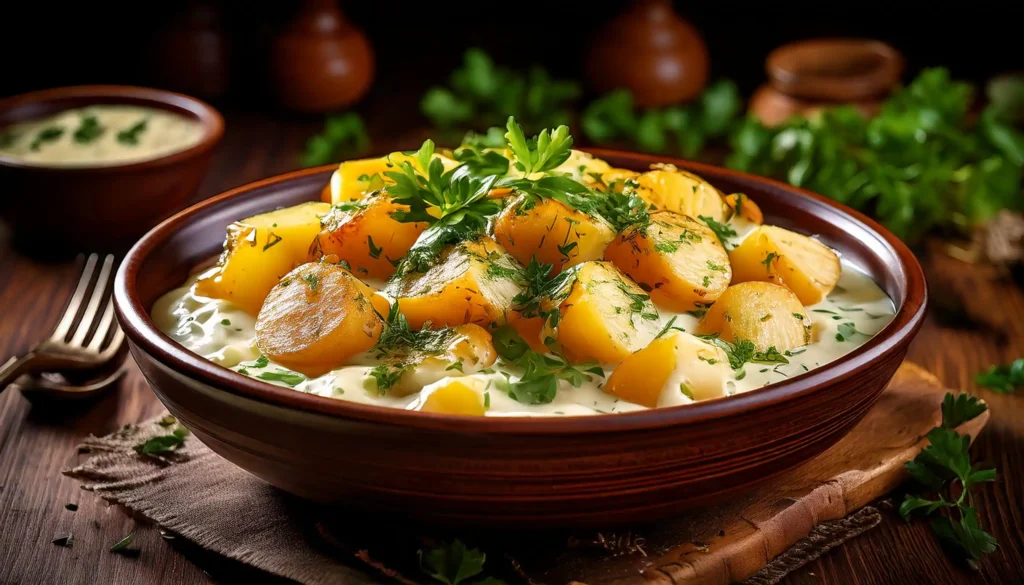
left=4, top=1, right=1022, bottom=112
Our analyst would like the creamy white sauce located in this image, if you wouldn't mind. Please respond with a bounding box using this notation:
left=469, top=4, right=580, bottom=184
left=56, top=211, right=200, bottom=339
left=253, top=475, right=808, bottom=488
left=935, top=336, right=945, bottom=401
left=152, top=224, right=896, bottom=417
left=0, top=105, right=204, bottom=166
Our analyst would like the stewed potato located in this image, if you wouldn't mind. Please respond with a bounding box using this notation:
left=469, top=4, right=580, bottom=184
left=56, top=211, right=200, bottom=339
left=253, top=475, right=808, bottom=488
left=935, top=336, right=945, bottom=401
left=310, top=193, right=429, bottom=279
left=413, top=377, right=487, bottom=415
left=386, top=237, right=523, bottom=330
left=729, top=225, right=841, bottom=305
left=604, top=331, right=732, bottom=407
left=376, top=323, right=498, bottom=397
left=196, top=202, right=331, bottom=315
left=604, top=210, right=731, bottom=311
left=633, top=166, right=726, bottom=222
left=255, top=262, right=384, bottom=377
left=324, top=151, right=459, bottom=204
left=554, top=261, right=662, bottom=364
left=723, top=193, right=764, bottom=225
left=494, top=194, right=616, bottom=274
left=696, top=281, right=811, bottom=352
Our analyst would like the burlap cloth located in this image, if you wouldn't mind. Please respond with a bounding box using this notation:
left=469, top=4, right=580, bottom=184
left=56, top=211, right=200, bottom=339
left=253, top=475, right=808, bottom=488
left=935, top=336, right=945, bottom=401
left=63, top=416, right=881, bottom=585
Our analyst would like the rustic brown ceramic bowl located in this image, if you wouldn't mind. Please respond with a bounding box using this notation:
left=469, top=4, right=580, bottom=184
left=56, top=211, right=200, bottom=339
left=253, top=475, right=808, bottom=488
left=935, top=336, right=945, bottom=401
left=113, top=150, right=927, bottom=527
left=0, top=85, right=223, bottom=254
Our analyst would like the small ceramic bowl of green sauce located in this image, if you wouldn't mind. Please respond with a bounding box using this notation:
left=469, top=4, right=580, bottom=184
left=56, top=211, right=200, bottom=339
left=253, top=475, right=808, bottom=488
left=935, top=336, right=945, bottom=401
left=0, top=85, right=223, bottom=255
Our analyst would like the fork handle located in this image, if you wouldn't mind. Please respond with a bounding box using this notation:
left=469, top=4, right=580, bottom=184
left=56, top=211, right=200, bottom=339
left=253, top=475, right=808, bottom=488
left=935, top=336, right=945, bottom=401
left=0, top=354, right=36, bottom=392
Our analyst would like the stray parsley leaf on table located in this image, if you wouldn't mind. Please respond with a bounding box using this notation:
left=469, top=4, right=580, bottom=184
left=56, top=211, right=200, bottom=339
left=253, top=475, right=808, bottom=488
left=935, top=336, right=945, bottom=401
left=135, top=426, right=190, bottom=455
left=899, top=392, right=998, bottom=567
left=419, top=539, right=505, bottom=585
left=975, top=358, right=1024, bottom=394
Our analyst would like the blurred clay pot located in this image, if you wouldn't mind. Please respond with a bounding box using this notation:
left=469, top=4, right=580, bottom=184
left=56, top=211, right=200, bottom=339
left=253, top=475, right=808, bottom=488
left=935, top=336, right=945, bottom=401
left=750, top=39, right=903, bottom=126
left=269, top=0, right=374, bottom=113
left=586, top=0, right=709, bottom=108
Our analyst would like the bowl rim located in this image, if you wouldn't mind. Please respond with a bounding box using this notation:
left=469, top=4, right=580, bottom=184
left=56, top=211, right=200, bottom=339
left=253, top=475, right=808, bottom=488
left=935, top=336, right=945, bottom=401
left=114, top=149, right=928, bottom=434
left=0, top=84, right=224, bottom=172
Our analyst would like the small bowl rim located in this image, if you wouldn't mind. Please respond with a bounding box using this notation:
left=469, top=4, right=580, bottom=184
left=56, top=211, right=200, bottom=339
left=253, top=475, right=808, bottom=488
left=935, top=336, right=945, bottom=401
left=0, top=84, right=224, bottom=172
left=114, top=150, right=927, bottom=435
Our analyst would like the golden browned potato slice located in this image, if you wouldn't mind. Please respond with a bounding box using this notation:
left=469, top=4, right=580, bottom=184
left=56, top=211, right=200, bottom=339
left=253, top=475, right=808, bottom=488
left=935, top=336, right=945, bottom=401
left=696, top=282, right=811, bottom=352
left=326, top=152, right=459, bottom=204
left=493, top=194, right=616, bottom=274
left=255, top=262, right=384, bottom=377
left=604, top=210, right=731, bottom=311
left=195, top=202, right=330, bottom=315
left=555, top=261, right=662, bottom=364
left=723, top=193, right=763, bottom=225
left=729, top=225, right=841, bottom=305
left=386, top=237, right=523, bottom=330
left=633, top=166, right=726, bottom=222
left=310, top=193, right=429, bottom=280
left=605, top=331, right=732, bottom=407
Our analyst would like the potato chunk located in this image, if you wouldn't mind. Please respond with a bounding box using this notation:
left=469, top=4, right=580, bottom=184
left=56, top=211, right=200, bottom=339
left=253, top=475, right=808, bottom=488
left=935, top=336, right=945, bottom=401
left=555, top=261, right=662, bottom=364
left=255, top=262, right=383, bottom=377
left=413, top=378, right=487, bottom=416
left=605, top=211, right=731, bottom=311
left=386, top=238, right=523, bottom=330
left=368, top=323, right=498, bottom=397
left=723, top=193, right=763, bottom=225
left=196, top=202, right=330, bottom=315
left=494, top=194, right=616, bottom=274
left=633, top=166, right=726, bottom=222
left=729, top=225, right=841, bottom=305
left=605, top=331, right=732, bottom=407
left=326, top=152, right=458, bottom=204
left=310, top=193, right=428, bottom=280
left=696, top=282, right=811, bottom=351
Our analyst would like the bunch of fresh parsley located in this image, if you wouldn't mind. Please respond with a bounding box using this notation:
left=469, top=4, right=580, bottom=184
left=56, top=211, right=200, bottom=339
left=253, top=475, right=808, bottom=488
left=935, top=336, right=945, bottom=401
left=581, top=80, right=742, bottom=158
left=899, top=392, right=997, bottom=568
left=421, top=49, right=581, bottom=135
left=727, top=68, right=1024, bottom=243
left=301, top=112, right=370, bottom=167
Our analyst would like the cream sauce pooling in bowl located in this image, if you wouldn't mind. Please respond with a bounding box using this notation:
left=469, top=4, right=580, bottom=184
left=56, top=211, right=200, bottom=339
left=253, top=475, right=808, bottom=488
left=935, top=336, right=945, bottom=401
left=152, top=237, right=896, bottom=417
left=0, top=105, right=204, bottom=166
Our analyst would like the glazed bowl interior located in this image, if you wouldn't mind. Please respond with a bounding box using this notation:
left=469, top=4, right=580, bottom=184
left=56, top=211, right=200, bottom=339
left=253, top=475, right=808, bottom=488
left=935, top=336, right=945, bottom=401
left=117, top=150, right=926, bottom=433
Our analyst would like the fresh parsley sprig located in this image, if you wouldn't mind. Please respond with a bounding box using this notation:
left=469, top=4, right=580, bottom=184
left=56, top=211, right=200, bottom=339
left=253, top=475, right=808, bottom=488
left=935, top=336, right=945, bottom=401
left=696, top=335, right=788, bottom=371
left=975, top=358, right=1023, bottom=394
left=492, top=326, right=603, bottom=405
left=899, top=393, right=997, bottom=567
left=418, top=539, right=506, bottom=585
left=301, top=112, right=370, bottom=168
left=503, top=117, right=572, bottom=176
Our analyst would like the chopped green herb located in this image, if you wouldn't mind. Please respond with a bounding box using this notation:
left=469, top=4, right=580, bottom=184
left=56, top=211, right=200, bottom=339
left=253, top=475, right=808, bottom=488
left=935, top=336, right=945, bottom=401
left=135, top=427, right=189, bottom=455
left=760, top=252, right=777, bottom=274
left=263, top=232, right=283, bottom=251
left=367, top=236, right=383, bottom=259
left=706, top=260, right=727, bottom=272
left=72, top=115, right=105, bottom=143
left=220, top=319, right=231, bottom=326
left=116, top=119, right=148, bottom=146
left=303, top=273, right=319, bottom=291
left=679, top=383, right=694, bottom=399
left=257, top=370, right=307, bottom=387
left=975, top=358, right=1023, bottom=394
left=484, top=392, right=491, bottom=409
left=367, top=364, right=406, bottom=394
left=110, top=532, right=135, bottom=553
left=699, top=215, right=738, bottom=246
left=30, top=126, right=64, bottom=151
left=446, top=360, right=465, bottom=373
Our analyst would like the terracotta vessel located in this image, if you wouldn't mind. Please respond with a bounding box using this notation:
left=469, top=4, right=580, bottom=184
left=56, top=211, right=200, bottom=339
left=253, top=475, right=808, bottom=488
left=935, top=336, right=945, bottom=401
left=750, top=39, right=903, bottom=126
left=269, top=0, right=374, bottom=113
left=148, top=1, right=230, bottom=100
left=585, top=0, right=709, bottom=108
left=114, top=151, right=926, bottom=527
left=0, top=86, right=223, bottom=255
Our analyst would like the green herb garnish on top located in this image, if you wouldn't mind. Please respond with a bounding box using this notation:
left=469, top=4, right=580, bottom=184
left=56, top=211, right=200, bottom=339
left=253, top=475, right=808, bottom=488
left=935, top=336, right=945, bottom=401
left=116, top=119, right=148, bottom=146
left=73, top=115, right=105, bottom=144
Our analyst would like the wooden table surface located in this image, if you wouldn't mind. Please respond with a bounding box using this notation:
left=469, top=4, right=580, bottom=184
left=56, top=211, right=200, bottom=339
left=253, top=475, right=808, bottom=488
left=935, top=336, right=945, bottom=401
left=1, top=111, right=1022, bottom=585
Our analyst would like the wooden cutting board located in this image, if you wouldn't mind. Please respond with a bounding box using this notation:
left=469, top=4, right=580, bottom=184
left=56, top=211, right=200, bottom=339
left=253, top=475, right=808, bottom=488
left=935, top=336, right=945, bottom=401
left=500, top=362, right=990, bottom=585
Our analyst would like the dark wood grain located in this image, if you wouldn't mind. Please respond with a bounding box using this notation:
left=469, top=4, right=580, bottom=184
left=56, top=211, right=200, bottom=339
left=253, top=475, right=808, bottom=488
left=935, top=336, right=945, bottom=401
left=0, top=111, right=1021, bottom=584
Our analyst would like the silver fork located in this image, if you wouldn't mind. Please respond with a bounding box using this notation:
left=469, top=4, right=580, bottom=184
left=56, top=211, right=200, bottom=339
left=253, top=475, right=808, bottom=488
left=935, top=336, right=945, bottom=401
left=0, top=253, right=126, bottom=393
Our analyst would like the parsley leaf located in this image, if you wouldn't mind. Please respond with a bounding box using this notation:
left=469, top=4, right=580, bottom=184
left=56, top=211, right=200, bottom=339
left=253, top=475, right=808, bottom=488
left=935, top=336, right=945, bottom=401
left=135, top=426, right=190, bottom=455
left=72, top=115, right=105, bottom=144
left=899, top=392, right=997, bottom=567
left=257, top=370, right=307, bottom=387
left=30, top=126, right=64, bottom=151
left=699, top=215, right=738, bottom=247
left=301, top=112, right=370, bottom=167
left=419, top=539, right=504, bottom=585
left=975, top=358, right=1024, bottom=394
left=697, top=335, right=789, bottom=370
left=117, top=119, right=148, bottom=146
left=492, top=326, right=602, bottom=405
left=504, top=117, right=572, bottom=175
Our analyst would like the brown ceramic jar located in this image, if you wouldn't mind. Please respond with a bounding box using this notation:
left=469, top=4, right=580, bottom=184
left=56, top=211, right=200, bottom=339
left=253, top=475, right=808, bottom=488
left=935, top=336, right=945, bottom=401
left=268, top=0, right=375, bottom=113
left=585, top=0, right=709, bottom=108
